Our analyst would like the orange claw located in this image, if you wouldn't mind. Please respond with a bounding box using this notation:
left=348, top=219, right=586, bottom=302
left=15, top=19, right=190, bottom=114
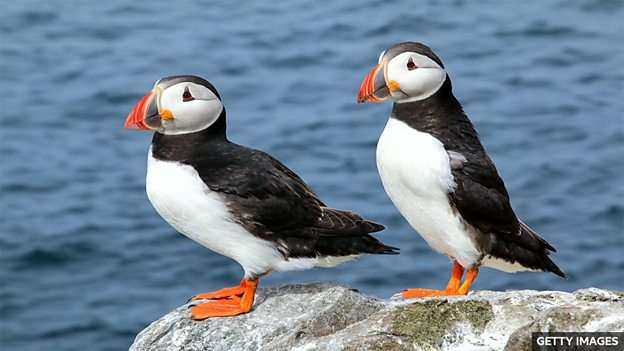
left=190, top=278, right=258, bottom=320
left=402, top=262, right=479, bottom=298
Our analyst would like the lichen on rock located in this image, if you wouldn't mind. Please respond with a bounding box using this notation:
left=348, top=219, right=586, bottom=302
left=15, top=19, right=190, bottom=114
left=389, top=299, right=494, bottom=347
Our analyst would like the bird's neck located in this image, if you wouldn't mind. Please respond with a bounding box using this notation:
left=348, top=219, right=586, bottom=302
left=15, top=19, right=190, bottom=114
left=151, top=111, right=229, bottom=162
left=390, top=78, right=478, bottom=146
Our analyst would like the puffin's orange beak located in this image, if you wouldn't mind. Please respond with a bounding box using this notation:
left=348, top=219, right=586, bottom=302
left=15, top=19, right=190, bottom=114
left=124, top=90, right=156, bottom=130
left=357, top=64, right=390, bottom=103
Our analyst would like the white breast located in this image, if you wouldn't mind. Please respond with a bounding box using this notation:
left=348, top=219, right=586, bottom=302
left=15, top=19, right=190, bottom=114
left=376, top=118, right=481, bottom=267
left=145, top=150, right=284, bottom=278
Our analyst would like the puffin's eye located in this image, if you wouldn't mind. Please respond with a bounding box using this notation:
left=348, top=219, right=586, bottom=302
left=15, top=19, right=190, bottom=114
left=182, top=87, right=194, bottom=102
left=407, top=57, right=417, bottom=71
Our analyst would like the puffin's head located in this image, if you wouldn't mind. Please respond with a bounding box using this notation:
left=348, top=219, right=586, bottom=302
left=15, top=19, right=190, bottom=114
left=124, top=75, right=224, bottom=135
left=357, top=42, right=447, bottom=104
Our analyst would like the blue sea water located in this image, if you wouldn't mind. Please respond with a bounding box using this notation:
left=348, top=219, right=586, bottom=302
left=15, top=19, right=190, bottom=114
left=1, top=1, right=623, bottom=350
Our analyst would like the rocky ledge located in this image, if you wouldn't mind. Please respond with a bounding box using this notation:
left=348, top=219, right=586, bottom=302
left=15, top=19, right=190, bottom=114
left=130, top=283, right=624, bottom=351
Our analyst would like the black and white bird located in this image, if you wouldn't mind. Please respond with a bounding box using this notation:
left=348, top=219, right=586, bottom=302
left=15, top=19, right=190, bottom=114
left=357, top=42, right=564, bottom=298
left=125, top=75, right=397, bottom=319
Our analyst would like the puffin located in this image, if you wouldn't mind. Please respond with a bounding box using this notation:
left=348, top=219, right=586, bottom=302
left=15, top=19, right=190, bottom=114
left=357, top=42, right=564, bottom=298
left=124, top=75, right=398, bottom=319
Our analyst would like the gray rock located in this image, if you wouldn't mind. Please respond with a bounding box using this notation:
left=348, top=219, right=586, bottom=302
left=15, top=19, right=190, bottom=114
left=130, top=284, right=624, bottom=351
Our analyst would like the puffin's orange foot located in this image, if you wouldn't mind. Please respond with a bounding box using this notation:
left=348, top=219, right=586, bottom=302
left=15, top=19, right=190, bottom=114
left=191, top=299, right=249, bottom=319
left=401, top=265, right=479, bottom=299
left=189, top=278, right=259, bottom=320
left=402, top=288, right=464, bottom=299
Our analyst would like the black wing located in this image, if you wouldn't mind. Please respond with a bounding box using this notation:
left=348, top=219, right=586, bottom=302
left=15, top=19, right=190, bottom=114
left=447, top=150, right=519, bottom=236
left=192, top=144, right=396, bottom=258
left=448, top=149, right=564, bottom=276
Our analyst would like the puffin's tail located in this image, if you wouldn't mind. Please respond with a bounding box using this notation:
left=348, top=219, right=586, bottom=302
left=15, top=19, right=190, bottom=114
left=489, top=221, right=565, bottom=278
left=519, top=221, right=566, bottom=278
left=543, top=256, right=566, bottom=278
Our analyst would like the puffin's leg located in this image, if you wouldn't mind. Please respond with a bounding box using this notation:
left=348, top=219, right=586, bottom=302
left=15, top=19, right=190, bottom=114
left=402, top=262, right=465, bottom=298
left=458, top=268, right=479, bottom=295
left=190, top=278, right=258, bottom=320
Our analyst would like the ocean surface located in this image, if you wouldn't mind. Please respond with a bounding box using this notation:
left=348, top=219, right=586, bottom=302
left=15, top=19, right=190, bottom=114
left=1, top=1, right=623, bottom=350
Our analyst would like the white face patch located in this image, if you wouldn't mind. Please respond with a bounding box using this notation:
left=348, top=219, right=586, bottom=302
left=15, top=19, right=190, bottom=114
left=385, top=52, right=447, bottom=103
left=157, top=82, right=223, bottom=135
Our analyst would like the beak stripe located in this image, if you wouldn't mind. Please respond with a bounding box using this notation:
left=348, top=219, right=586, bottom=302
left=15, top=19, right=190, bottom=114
left=357, top=64, right=385, bottom=103
left=124, top=91, right=154, bottom=130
